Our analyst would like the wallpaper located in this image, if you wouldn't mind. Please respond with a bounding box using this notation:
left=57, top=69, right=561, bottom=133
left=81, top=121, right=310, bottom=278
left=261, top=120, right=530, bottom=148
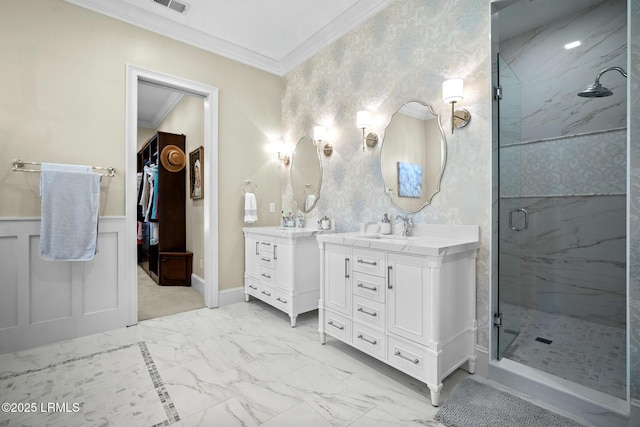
left=282, top=0, right=492, bottom=348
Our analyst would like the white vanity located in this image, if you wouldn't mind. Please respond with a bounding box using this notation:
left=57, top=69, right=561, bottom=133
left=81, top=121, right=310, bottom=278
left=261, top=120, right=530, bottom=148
left=317, top=224, right=479, bottom=406
left=243, top=226, right=333, bottom=327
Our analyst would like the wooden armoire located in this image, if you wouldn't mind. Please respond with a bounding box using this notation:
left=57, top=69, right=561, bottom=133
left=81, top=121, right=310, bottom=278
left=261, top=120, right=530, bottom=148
left=137, top=131, right=193, bottom=286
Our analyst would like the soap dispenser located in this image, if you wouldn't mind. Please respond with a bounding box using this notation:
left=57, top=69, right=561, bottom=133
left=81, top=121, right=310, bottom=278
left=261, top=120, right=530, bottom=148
left=381, top=213, right=391, bottom=235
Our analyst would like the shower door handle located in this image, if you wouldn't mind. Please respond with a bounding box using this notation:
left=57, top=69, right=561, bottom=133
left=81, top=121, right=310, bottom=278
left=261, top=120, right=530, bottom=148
left=509, top=208, right=528, bottom=231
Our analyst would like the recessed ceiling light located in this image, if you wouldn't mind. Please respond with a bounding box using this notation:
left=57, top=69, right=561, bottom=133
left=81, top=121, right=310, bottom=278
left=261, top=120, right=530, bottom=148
left=564, top=40, right=581, bottom=50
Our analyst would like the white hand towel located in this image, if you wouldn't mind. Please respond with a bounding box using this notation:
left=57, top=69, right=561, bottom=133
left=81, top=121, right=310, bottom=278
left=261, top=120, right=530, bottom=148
left=39, top=163, right=100, bottom=261
left=304, top=194, right=317, bottom=211
left=244, top=192, right=258, bottom=223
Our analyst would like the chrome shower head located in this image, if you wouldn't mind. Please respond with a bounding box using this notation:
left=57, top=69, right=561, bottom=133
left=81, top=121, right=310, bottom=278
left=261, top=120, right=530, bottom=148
left=578, top=66, right=627, bottom=98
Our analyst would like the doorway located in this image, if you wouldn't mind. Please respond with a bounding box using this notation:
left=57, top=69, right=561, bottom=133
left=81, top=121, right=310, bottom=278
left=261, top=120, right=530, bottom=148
left=125, top=65, right=219, bottom=325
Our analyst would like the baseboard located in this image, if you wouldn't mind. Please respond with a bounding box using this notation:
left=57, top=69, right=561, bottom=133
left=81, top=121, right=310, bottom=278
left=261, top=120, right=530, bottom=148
left=218, top=286, right=245, bottom=307
left=191, top=273, right=205, bottom=296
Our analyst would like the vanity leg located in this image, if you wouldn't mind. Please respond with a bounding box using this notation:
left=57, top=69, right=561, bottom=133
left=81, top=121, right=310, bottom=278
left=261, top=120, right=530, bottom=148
left=290, top=315, right=297, bottom=328
left=320, top=331, right=326, bottom=345
left=428, top=383, right=442, bottom=407
left=467, top=356, right=477, bottom=374
left=244, top=292, right=250, bottom=302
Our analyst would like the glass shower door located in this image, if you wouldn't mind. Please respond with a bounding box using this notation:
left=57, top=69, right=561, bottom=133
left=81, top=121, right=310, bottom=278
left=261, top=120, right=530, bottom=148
left=497, top=53, right=524, bottom=358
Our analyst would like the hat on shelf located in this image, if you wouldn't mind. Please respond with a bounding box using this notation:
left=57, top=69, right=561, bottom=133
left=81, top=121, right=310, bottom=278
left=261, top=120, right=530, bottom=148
left=160, top=145, right=186, bottom=172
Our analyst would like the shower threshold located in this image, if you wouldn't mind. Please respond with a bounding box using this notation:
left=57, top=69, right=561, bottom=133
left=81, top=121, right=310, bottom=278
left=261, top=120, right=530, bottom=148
left=489, top=358, right=628, bottom=427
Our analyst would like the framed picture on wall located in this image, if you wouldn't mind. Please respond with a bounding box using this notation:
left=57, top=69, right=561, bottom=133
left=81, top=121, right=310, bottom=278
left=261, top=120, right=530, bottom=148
left=189, top=146, right=203, bottom=200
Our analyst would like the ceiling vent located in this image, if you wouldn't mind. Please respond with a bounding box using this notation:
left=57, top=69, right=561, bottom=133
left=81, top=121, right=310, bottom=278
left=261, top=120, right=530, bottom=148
left=152, top=0, right=190, bottom=14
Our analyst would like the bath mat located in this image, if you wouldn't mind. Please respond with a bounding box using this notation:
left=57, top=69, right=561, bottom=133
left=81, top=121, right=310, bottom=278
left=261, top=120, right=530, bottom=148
left=435, top=378, right=586, bottom=427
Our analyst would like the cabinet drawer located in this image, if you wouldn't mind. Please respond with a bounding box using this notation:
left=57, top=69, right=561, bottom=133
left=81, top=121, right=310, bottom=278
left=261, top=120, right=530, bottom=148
left=258, top=239, right=275, bottom=254
left=324, top=310, right=351, bottom=343
left=353, top=248, right=386, bottom=277
left=257, top=283, right=275, bottom=304
left=352, top=272, right=385, bottom=304
left=352, top=322, right=386, bottom=360
left=259, top=266, right=275, bottom=286
left=387, top=335, right=431, bottom=381
left=259, top=253, right=274, bottom=268
left=352, top=295, right=385, bottom=329
left=246, top=278, right=261, bottom=298
left=274, top=289, right=292, bottom=313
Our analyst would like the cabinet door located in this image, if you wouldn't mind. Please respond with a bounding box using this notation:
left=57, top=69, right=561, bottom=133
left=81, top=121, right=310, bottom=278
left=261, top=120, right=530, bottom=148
left=274, top=240, right=293, bottom=290
left=324, top=244, right=352, bottom=315
left=245, top=234, right=261, bottom=279
left=387, top=253, right=431, bottom=345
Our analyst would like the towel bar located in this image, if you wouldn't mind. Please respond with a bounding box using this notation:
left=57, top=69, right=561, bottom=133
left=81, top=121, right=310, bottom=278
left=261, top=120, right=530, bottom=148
left=12, top=159, right=116, bottom=177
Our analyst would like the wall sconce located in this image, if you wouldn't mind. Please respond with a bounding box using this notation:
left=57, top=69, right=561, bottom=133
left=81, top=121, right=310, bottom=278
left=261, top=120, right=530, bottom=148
left=314, top=125, right=333, bottom=156
left=442, top=78, right=471, bottom=134
left=356, top=110, right=378, bottom=151
left=273, top=139, right=290, bottom=166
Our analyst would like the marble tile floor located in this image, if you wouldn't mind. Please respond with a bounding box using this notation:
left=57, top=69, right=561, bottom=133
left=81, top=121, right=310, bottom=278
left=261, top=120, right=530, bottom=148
left=0, top=300, right=590, bottom=427
left=501, top=304, right=626, bottom=400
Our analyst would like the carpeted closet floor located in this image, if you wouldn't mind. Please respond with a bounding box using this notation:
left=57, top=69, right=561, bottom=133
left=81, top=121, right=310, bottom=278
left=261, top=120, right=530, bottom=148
left=138, top=266, right=204, bottom=321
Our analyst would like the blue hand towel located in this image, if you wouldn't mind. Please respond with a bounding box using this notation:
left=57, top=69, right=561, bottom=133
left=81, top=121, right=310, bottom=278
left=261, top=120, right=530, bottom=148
left=39, top=163, right=101, bottom=261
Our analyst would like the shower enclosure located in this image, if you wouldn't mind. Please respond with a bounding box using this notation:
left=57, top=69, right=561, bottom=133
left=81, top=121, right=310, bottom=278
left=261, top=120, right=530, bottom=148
left=493, top=0, right=628, bottom=407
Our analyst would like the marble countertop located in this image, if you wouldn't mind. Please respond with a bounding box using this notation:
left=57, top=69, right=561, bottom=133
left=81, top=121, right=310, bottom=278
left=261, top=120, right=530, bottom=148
left=317, top=225, right=479, bottom=257
left=243, top=226, right=335, bottom=239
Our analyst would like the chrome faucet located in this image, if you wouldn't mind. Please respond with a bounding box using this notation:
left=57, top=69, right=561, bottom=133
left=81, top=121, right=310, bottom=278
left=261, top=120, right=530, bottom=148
left=396, top=215, right=413, bottom=237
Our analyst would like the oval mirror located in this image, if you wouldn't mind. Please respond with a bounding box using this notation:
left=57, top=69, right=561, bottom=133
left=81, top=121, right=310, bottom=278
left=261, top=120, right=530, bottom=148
left=380, top=101, right=446, bottom=213
left=290, top=136, right=322, bottom=213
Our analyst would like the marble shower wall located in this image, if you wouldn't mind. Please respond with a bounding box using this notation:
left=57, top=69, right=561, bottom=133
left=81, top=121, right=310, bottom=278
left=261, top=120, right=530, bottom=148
left=496, top=0, right=627, bottom=330
left=629, top=0, right=640, bottom=408
left=499, top=195, right=626, bottom=328
left=499, top=0, right=627, bottom=142
left=282, top=0, right=491, bottom=349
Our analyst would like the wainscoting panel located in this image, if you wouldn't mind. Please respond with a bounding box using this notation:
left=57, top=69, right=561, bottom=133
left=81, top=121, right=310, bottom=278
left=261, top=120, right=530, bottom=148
left=0, top=217, right=128, bottom=355
left=0, top=236, right=18, bottom=329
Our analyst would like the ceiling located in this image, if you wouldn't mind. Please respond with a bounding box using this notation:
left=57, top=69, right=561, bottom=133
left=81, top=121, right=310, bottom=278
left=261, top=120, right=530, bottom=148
left=65, top=0, right=394, bottom=76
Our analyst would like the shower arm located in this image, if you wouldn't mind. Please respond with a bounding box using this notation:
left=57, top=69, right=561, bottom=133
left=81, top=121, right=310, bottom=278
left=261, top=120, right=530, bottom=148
left=594, top=66, right=628, bottom=85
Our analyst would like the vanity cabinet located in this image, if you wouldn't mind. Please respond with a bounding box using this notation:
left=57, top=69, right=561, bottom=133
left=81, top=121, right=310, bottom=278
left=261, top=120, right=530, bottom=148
left=317, top=226, right=479, bottom=406
left=243, top=227, right=332, bottom=327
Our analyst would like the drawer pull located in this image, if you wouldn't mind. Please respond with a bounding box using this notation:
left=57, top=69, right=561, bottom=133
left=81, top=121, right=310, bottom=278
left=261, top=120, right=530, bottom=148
left=357, top=334, right=378, bottom=346
left=345, top=258, right=350, bottom=279
left=261, top=273, right=271, bottom=279
left=261, top=257, right=271, bottom=262
left=261, top=290, right=271, bottom=297
left=357, top=306, right=377, bottom=317
left=261, top=242, right=272, bottom=246
left=395, top=350, right=419, bottom=365
left=357, top=259, right=378, bottom=266
left=248, top=284, right=257, bottom=290
left=276, top=297, right=288, bottom=304
left=357, top=282, right=377, bottom=292
left=274, top=244, right=278, bottom=260
left=328, top=321, right=344, bottom=330
left=387, top=265, right=393, bottom=289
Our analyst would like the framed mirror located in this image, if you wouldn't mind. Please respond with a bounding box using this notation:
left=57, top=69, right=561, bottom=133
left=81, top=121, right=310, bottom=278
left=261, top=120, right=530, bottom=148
left=290, top=136, right=322, bottom=213
left=381, top=101, right=446, bottom=213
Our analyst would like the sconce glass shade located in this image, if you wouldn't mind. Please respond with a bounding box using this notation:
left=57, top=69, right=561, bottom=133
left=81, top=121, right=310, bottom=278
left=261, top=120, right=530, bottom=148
left=356, top=110, right=372, bottom=129
left=313, top=125, right=326, bottom=141
left=443, top=78, right=464, bottom=103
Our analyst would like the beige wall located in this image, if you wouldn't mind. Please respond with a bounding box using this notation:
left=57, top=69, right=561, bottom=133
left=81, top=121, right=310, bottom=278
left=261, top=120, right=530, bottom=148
left=0, top=0, right=282, bottom=291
